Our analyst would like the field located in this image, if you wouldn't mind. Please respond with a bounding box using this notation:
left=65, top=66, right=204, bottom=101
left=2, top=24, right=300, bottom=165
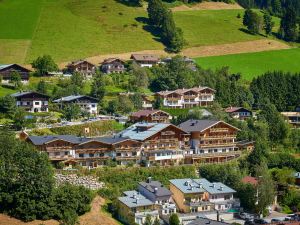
left=0, top=0, right=277, bottom=64
left=195, top=48, right=300, bottom=80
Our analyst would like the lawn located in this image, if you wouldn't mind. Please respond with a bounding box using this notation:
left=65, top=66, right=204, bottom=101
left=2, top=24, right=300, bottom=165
left=0, top=86, right=16, bottom=97
left=195, top=48, right=300, bottom=80
left=0, top=0, right=281, bottom=64
left=174, top=9, right=261, bottom=47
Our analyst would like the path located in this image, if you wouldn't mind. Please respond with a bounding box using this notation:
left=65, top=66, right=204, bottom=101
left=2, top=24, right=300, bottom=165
left=56, top=39, right=291, bottom=68
left=171, top=1, right=242, bottom=11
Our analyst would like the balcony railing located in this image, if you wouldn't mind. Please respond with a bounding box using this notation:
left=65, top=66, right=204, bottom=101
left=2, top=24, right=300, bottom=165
left=187, top=151, right=242, bottom=158
left=200, top=135, right=236, bottom=140
left=46, top=146, right=73, bottom=151
left=199, top=143, right=236, bottom=148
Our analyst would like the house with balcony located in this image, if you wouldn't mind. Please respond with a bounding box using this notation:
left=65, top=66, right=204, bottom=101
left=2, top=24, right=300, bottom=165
left=130, top=109, right=171, bottom=123
left=131, top=54, right=160, bottom=68
left=117, top=190, right=159, bottom=225
left=281, top=112, right=300, bottom=128
left=179, top=119, right=241, bottom=164
left=53, top=95, right=98, bottom=115
left=142, top=95, right=153, bottom=109
left=138, top=177, right=176, bottom=215
left=156, top=87, right=215, bottom=109
left=100, top=58, right=126, bottom=74
left=169, top=178, right=238, bottom=214
left=11, top=91, right=50, bottom=113
left=225, top=107, right=252, bottom=120
left=66, top=60, right=96, bottom=77
left=0, top=64, right=31, bottom=82
left=117, top=122, right=190, bottom=166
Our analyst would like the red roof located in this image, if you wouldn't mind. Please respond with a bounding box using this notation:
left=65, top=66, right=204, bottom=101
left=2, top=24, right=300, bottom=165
left=241, top=176, right=258, bottom=185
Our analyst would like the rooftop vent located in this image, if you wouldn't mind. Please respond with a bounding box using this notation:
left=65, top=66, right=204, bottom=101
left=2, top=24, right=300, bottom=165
left=219, top=185, right=223, bottom=191
left=154, top=187, right=158, bottom=193
left=147, top=177, right=152, bottom=183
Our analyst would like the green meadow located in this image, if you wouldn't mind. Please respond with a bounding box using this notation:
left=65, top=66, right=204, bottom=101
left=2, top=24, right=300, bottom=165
left=0, top=0, right=270, bottom=64
left=195, top=48, right=300, bottom=80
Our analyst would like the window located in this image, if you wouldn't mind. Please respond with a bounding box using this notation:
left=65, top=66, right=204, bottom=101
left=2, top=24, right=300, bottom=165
left=117, top=153, right=121, bottom=156
left=91, top=104, right=95, bottom=108
left=89, top=153, right=94, bottom=157
left=35, top=102, right=40, bottom=105
left=55, top=152, right=60, bottom=156
left=79, top=153, right=84, bottom=158
left=64, top=151, right=68, bottom=155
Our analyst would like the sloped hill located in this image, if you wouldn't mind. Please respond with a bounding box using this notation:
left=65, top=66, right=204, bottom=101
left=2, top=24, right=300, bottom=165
left=0, top=0, right=282, bottom=64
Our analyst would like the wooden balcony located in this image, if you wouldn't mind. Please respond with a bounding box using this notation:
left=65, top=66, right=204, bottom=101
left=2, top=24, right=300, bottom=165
left=166, top=97, right=181, bottom=101
left=115, top=156, right=139, bottom=160
left=46, top=146, right=73, bottom=152
left=183, top=95, right=197, bottom=99
left=199, top=143, right=236, bottom=148
left=200, top=135, right=236, bottom=140
left=76, top=156, right=110, bottom=160
left=75, top=148, right=111, bottom=154
left=186, top=151, right=242, bottom=158
left=49, top=155, right=74, bottom=161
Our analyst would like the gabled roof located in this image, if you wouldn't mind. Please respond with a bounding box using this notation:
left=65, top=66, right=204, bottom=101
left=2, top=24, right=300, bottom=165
left=225, top=107, right=252, bottom=113
left=131, top=54, right=159, bottom=62
left=28, top=135, right=88, bottom=145
left=138, top=180, right=172, bottom=197
left=0, top=64, right=31, bottom=72
left=101, top=58, right=124, bottom=64
left=53, top=95, right=98, bottom=103
left=188, top=218, right=230, bottom=225
left=179, top=119, right=240, bottom=133
left=241, top=176, right=258, bottom=185
left=169, top=178, right=236, bottom=194
left=131, top=109, right=169, bottom=118
left=11, top=91, right=50, bottom=99
left=68, top=60, right=95, bottom=67
left=118, top=190, right=154, bottom=208
left=117, top=122, right=186, bottom=141
left=156, top=86, right=215, bottom=96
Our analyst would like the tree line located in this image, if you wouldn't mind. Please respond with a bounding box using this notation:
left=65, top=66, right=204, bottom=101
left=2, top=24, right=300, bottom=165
left=0, top=130, right=93, bottom=225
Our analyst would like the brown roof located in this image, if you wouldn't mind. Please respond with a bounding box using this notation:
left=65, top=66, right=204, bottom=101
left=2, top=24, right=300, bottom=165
left=131, top=54, right=159, bottom=62
left=241, top=176, right=258, bottom=185
left=131, top=109, right=169, bottom=118
left=156, top=87, right=215, bottom=96
left=101, top=58, right=124, bottom=64
left=68, top=60, right=95, bottom=67
left=225, top=107, right=251, bottom=113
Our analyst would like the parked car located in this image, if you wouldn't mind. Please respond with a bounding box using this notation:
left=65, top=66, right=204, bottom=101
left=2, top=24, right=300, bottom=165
left=254, top=219, right=268, bottom=224
left=271, top=218, right=282, bottom=223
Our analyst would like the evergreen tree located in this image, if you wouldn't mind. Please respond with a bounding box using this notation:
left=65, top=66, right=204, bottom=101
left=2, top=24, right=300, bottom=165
left=0, top=95, right=17, bottom=118
left=90, top=73, right=106, bottom=103
left=279, top=7, right=298, bottom=41
left=10, top=71, right=22, bottom=89
left=169, top=213, right=180, bottom=225
left=147, top=0, right=166, bottom=27
left=37, top=80, right=47, bottom=94
left=62, top=104, right=82, bottom=121
left=243, top=9, right=263, bottom=34
left=263, top=12, right=275, bottom=36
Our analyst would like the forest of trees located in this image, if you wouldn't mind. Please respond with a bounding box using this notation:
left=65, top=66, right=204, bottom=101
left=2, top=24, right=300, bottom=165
left=0, top=130, right=94, bottom=224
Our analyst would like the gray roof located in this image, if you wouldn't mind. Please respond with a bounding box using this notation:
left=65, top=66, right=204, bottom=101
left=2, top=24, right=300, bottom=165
left=169, top=178, right=236, bottom=194
left=28, top=135, right=89, bottom=145
left=11, top=91, right=49, bottom=98
left=118, top=190, right=154, bottom=208
left=188, top=218, right=230, bottom=225
left=94, top=136, right=137, bottom=145
left=117, top=122, right=173, bottom=141
left=0, top=64, right=12, bottom=70
left=138, top=180, right=172, bottom=197
left=53, top=95, right=98, bottom=103
left=179, top=119, right=239, bottom=133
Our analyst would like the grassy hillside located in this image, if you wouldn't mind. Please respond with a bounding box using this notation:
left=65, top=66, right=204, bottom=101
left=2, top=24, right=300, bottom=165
left=0, top=0, right=271, bottom=64
left=195, top=48, right=300, bottom=80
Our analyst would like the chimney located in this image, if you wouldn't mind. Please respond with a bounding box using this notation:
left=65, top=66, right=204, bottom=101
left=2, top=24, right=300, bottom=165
left=211, top=184, right=215, bottom=188
left=219, top=185, right=223, bottom=191
left=147, top=177, right=152, bottom=183
left=154, top=187, right=158, bottom=193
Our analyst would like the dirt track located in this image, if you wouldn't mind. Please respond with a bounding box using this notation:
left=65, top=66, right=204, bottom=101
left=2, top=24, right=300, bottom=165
left=0, top=196, right=119, bottom=225
left=56, top=39, right=291, bottom=68
left=171, top=1, right=243, bottom=11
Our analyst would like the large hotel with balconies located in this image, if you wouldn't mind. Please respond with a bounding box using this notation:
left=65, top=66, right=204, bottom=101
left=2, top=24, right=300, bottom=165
left=155, top=86, right=215, bottom=109
left=25, top=119, right=253, bottom=168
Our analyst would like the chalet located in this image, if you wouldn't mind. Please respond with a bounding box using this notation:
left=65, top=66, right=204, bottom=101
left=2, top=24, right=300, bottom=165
left=100, top=58, right=125, bottom=74
left=53, top=95, right=98, bottom=115
left=179, top=119, right=241, bottom=164
left=169, top=178, right=238, bottom=214
left=117, top=122, right=190, bottom=166
left=131, top=54, right=160, bottom=68
left=162, top=56, right=197, bottom=71
left=130, top=109, right=170, bottom=123
left=11, top=91, right=50, bottom=113
left=294, top=172, right=300, bottom=185
left=0, top=64, right=31, bottom=82
left=281, top=112, right=300, bottom=128
left=66, top=60, right=95, bottom=76
left=117, top=190, right=159, bottom=225
left=138, top=178, right=176, bottom=215
left=156, top=87, right=215, bottom=109
left=225, top=107, right=252, bottom=120
left=142, top=95, right=153, bottom=109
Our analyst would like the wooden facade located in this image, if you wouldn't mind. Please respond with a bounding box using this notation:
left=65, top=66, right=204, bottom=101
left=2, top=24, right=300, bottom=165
left=100, top=58, right=125, bottom=74
left=130, top=110, right=170, bottom=123
left=67, top=60, right=95, bottom=76
left=0, top=64, right=31, bottom=81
